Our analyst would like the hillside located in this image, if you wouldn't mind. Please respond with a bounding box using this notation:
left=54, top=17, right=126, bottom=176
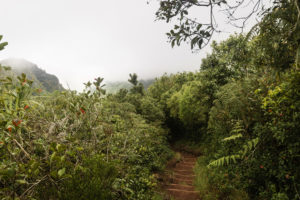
left=105, top=79, right=155, bottom=94
left=0, top=58, right=64, bottom=92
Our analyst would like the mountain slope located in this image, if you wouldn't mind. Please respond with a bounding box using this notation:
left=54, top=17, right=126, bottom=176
left=105, top=79, right=155, bottom=94
left=0, top=58, right=64, bottom=92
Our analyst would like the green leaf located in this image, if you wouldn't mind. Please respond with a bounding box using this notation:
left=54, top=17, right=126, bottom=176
left=196, top=24, right=202, bottom=31
left=296, top=46, right=300, bottom=68
left=198, top=39, right=203, bottom=49
left=34, top=169, right=40, bottom=176
left=16, top=179, right=27, bottom=184
left=182, top=10, right=188, bottom=15
left=171, top=39, right=176, bottom=48
left=223, top=133, right=243, bottom=141
left=58, top=168, right=66, bottom=177
left=208, top=155, right=241, bottom=168
left=0, top=42, right=8, bottom=51
left=50, top=152, right=56, bottom=164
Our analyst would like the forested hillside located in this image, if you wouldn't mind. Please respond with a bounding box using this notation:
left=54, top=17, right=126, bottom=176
left=1, top=0, right=300, bottom=199
left=105, top=79, right=155, bottom=94
left=0, top=58, right=64, bottom=92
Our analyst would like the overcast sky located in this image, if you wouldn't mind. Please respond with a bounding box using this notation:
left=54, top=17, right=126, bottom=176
left=0, top=0, right=257, bottom=90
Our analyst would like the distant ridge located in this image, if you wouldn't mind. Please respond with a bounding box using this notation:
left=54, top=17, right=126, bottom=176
left=0, top=58, right=64, bottom=92
left=105, top=79, right=155, bottom=94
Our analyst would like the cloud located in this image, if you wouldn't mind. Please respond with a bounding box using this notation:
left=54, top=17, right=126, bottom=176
left=0, top=0, right=253, bottom=91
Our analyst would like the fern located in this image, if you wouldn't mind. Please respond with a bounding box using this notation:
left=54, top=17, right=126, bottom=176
left=241, top=137, right=259, bottom=157
left=209, top=120, right=260, bottom=168
left=223, top=120, right=244, bottom=141
left=208, top=155, right=241, bottom=168
left=245, top=23, right=260, bottom=41
left=223, top=133, right=243, bottom=141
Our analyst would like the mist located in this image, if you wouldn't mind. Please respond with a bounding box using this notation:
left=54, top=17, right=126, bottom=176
left=0, top=0, right=248, bottom=91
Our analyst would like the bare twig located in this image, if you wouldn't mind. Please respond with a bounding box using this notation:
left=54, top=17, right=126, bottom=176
left=20, top=175, right=47, bottom=198
left=13, top=139, right=31, bottom=159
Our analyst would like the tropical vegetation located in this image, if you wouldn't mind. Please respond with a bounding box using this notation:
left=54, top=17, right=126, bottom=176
left=1, top=0, right=300, bottom=199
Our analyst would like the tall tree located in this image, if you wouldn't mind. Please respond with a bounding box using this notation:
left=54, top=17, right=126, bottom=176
left=128, top=73, right=144, bottom=95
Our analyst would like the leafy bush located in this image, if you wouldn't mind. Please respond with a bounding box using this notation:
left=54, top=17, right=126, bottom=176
left=0, top=66, right=171, bottom=199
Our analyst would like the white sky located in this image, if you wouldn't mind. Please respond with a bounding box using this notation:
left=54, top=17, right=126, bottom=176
left=0, top=0, right=258, bottom=90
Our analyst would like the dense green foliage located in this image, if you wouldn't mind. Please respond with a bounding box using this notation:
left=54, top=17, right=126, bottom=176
left=147, top=1, right=300, bottom=199
left=0, top=59, right=171, bottom=199
left=1, top=0, right=300, bottom=198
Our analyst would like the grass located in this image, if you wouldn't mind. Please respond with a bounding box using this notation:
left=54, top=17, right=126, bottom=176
left=194, top=156, right=218, bottom=200
left=152, top=193, right=165, bottom=200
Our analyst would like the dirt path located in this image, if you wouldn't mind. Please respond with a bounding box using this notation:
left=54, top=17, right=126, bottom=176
left=164, top=152, right=200, bottom=200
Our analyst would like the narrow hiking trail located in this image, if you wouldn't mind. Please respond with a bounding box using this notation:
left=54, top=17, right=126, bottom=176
left=164, top=152, right=200, bottom=200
